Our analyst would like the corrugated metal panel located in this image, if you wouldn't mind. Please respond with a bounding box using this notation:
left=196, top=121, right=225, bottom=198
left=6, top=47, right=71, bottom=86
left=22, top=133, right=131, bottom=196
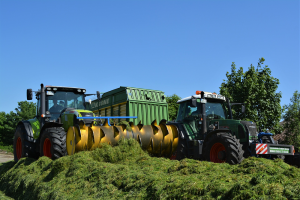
left=100, top=109, right=105, bottom=117
left=87, top=86, right=168, bottom=125
left=128, top=102, right=168, bottom=125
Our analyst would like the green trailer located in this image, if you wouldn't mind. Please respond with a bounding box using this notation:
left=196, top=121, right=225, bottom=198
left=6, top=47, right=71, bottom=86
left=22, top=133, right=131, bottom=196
left=86, top=87, right=169, bottom=125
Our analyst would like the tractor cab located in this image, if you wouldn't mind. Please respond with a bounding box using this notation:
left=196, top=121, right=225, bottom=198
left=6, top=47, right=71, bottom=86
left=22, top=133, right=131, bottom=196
left=175, top=91, right=230, bottom=139
left=35, top=86, right=87, bottom=121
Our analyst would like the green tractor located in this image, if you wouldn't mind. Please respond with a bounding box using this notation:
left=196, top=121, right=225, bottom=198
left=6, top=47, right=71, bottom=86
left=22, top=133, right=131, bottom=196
left=167, top=90, right=295, bottom=164
left=13, top=84, right=100, bottom=162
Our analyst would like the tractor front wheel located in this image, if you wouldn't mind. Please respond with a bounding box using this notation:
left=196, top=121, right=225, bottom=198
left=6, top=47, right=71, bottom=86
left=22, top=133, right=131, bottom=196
left=204, top=132, right=244, bottom=164
left=40, top=127, right=67, bottom=160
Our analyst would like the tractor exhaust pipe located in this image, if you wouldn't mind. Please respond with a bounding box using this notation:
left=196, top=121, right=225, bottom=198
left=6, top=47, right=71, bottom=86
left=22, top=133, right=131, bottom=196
left=201, top=91, right=207, bottom=134
left=40, top=83, right=46, bottom=127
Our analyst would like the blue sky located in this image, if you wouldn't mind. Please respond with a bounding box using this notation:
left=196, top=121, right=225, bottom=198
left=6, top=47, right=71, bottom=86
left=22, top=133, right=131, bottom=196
left=0, top=0, right=299, bottom=115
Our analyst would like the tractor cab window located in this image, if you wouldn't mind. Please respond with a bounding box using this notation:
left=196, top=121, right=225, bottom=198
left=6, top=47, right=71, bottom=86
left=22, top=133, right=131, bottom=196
left=176, top=102, right=186, bottom=122
left=205, top=102, right=227, bottom=120
left=176, top=100, right=202, bottom=136
left=46, top=91, right=86, bottom=120
left=176, top=101, right=201, bottom=122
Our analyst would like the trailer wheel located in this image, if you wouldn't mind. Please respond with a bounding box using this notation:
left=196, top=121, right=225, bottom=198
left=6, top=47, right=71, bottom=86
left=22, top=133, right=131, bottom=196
left=204, top=132, right=244, bottom=164
left=13, top=124, right=38, bottom=162
left=40, top=127, right=67, bottom=160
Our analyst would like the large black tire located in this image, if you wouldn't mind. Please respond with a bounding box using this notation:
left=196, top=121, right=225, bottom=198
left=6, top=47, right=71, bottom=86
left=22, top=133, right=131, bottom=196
left=40, top=127, right=67, bottom=160
left=13, top=124, right=38, bottom=162
left=203, top=132, right=244, bottom=164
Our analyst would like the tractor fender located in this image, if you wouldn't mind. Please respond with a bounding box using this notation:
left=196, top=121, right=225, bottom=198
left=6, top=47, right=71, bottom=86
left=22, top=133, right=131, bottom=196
left=203, top=129, right=233, bottom=152
left=40, top=122, right=63, bottom=136
left=16, top=121, right=36, bottom=143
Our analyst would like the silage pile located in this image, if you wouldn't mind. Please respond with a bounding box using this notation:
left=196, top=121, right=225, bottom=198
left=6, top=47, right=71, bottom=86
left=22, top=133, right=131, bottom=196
left=1, top=139, right=300, bottom=199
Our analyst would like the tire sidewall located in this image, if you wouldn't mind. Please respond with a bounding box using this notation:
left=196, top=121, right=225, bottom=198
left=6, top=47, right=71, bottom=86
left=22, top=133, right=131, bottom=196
left=205, top=134, right=228, bottom=162
left=13, top=125, right=26, bottom=162
left=40, top=129, right=54, bottom=159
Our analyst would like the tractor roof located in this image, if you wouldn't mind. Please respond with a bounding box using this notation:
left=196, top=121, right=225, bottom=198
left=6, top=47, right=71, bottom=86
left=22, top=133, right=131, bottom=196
left=36, top=86, right=86, bottom=95
left=45, top=86, right=86, bottom=90
left=177, top=92, right=226, bottom=103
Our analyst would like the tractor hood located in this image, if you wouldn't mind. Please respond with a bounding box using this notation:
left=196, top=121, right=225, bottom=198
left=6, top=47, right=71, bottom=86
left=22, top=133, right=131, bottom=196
left=60, top=108, right=95, bottom=131
left=208, top=119, right=258, bottom=143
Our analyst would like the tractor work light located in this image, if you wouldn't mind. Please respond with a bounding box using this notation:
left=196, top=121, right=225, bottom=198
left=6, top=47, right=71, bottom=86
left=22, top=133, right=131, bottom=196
left=83, top=90, right=86, bottom=93
left=204, top=93, right=225, bottom=100
left=78, top=89, right=81, bottom=92
left=53, top=88, right=57, bottom=91
left=47, top=88, right=51, bottom=90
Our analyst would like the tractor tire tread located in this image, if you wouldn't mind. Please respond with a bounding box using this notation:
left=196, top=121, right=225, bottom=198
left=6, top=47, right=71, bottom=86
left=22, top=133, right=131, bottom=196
left=41, top=127, right=67, bottom=160
left=203, top=132, right=244, bottom=164
left=14, top=124, right=38, bottom=162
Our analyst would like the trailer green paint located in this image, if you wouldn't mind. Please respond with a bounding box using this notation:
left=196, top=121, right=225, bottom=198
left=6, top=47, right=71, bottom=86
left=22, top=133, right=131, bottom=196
left=86, top=87, right=169, bottom=125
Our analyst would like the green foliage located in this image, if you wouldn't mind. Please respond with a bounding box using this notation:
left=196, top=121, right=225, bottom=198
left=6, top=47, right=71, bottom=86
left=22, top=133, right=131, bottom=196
left=282, top=91, right=300, bottom=150
left=166, top=94, right=181, bottom=121
left=220, top=57, right=282, bottom=133
left=0, top=101, right=36, bottom=146
left=1, top=139, right=300, bottom=199
left=14, top=101, right=36, bottom=121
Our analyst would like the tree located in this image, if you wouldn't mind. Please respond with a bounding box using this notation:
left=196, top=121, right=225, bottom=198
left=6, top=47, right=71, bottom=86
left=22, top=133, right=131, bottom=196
left=0, top=101, right=36, bottom=146
left=219, top=57, right=282, bottom=133
left=15, top=101, right=37, bottom=121
left=166, top=94, right=181, bottom=121
left=282, top=91, right=300, bottom=150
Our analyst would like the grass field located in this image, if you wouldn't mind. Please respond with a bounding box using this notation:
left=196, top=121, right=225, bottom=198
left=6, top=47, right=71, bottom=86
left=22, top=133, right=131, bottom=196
left=0, top=138, right=300, bottom=200
left=0, top=143, right=13, bottom=153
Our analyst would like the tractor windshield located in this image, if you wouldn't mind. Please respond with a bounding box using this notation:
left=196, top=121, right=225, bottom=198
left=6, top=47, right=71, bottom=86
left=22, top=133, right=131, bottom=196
left=205, top=101, right=227, bottom=120
left=46, top=91, right=86, bottom=120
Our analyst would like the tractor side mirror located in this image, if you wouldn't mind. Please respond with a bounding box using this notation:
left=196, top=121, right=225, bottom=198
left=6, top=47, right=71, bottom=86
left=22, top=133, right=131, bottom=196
left=242, top=105, right=245, bottom=113
left=191, top=98, right=197, bottom=107
left=96, top=91, right=101, bottom=101
left=27, top=89, right=32, bottom=100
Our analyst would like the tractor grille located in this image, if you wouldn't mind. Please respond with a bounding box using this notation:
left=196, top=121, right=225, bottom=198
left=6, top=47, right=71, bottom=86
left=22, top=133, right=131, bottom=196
left=80, top=112, right=94, bottom=124
left=80, top=112, right=94, bottom=117
left=240, top=121, right=257, bottom=137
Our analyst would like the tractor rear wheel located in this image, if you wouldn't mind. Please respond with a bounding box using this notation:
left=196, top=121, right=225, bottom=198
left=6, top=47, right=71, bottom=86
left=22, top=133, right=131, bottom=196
left=13, top=124, right=38, bottom=162
left=204, top=132, right=244, bottom=164
left=40, top=127, right=67, bottom=160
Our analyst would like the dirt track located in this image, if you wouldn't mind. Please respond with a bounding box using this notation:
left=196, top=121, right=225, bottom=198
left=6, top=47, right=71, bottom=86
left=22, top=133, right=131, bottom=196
left=0, top=150, right=14, bottom=163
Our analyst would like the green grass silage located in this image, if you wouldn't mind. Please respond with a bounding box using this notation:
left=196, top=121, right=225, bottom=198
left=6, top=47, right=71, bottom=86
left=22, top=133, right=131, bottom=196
left=1, top=139, right=300, bottom=200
